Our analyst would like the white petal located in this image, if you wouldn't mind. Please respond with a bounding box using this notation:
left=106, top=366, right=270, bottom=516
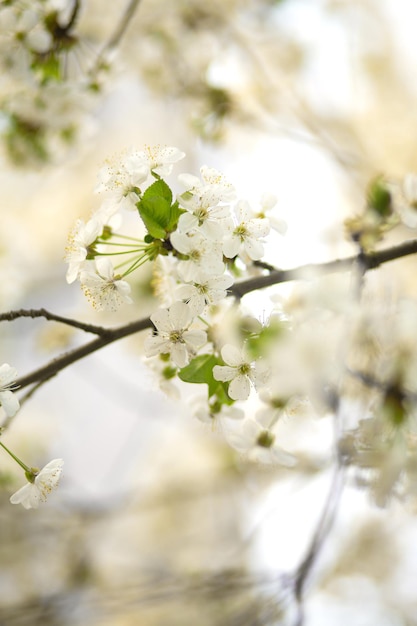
left=171, top=343, right=189, bottom=368
left=243, top=237, right=264, bottom=261
left=221, top=345, right=244, bottom=367
left=183, top=329, right=207, bottom=349
left=169, top=302, right=193, bottom=328
left=95, top=258, right=114, bottom=280
left=178, top=212, right=198, bottom=233
left=228, top=375, right=251, bottom=400
left=150, top=308, right=171, bottom=332
left=0, top=390, right=20, bottom=417
left=213, top=365, right=236, bottom=382
left=222, top=236, right=240, bottom=259
left=0, top=363, right=17, bottom=387
left=144, top=335, right=171, bottom=357
left=248, top=219, right=270, bottom=237
left=10, top=483, right=40, bottom=509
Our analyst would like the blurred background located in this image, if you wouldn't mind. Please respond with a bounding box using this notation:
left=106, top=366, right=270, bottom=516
left=1, top=0, right=417, bottom=624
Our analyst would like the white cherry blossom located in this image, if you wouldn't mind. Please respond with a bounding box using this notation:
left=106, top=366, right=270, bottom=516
left=80, top=259, right=132, bottom=311
left=251, top=193, right=287, bottom=235
left=170, top=231, right=224, bottom=282
left=0, top=363, right=20, bottom=418
left=177, top=166, right=235, bottom=239
left=213, top=344, right=268, bottom=401
left=222, top=417, right=297, bottom=466
left=222, top=200, right=270, bottom=261
left=131, top=145, right=185, bottom=177
left=65, top=217, right=103, bottom=284
left=10, top=459, right=64, bottom=509
left=145, top=302, right=206, bottom=368
left=175, top=273, right=234, bottom=315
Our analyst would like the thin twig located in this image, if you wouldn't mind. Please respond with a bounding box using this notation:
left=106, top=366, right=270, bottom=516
left=14, top=315, right=152, bottom=391
left=0, top=308, right=110, bottom=336
left=89, top=0, right=143, bottom=76
left=292, top=403, right=347, bottom=626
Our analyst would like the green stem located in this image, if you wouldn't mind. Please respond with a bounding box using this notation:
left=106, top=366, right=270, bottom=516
left=0, top=441, right=32, bottom=474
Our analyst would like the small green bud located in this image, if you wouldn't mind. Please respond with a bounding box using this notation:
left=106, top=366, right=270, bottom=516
left=257, top=430, right=275, bottom=448
left=367, top=176, right=392, bottom=218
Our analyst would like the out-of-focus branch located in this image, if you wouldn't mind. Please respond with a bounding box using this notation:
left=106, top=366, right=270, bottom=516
left=89, top=0, right=143, bottom=76
left=292, top=395, right=347, bottom=626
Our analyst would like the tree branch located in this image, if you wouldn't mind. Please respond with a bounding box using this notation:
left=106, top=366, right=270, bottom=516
left=292, top=400, right=347, bottom=626
left=0, top=308, right=110, bottom=336
left=14, top=315, right=152, bottom=391
left=6, top=237, right=417, bottom=393
left=89, top=0, right=143, bottom=76
left=230, top=238, right=417, bottom=299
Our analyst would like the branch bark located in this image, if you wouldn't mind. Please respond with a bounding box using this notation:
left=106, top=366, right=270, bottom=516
left=4, top=237, right=417, bottom=392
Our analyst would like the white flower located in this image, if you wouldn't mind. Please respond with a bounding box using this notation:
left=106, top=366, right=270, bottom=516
left=222, top=200, right=270, bottom=261
left=144, top=302, right=206, bottom=368
left=65, top=217, right=103, bottom=284
left=80, top=259, right=132, bottom=310
left=95, top=153, right=146, bottom=208
left=213, top=344, right=268, bottom=401
left=10, top=459, right=63, bottom=510
left=170, top=231, right=224, bottom=282
left=175, top=272, right=234, bottom=315
left=194, top=400, right=244, bottom=427
left=0, top=363, right=19, bottom=418
left=223, top=418, right=297, bottom=466
left=252, top=194, right=287, bottom=235
left=132, top=145, right=185, bottom=177
left=177, top=165, right=235, bottom=239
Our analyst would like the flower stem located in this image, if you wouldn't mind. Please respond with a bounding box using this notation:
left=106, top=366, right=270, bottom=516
left=0, top=441, right=32, bottom=473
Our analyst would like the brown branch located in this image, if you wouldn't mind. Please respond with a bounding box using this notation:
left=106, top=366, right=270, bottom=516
left=229, top=238, right=417, bottom=299
left=7, top=237, right=417, bottom=393
left=0, top=308, right=110, bottom=336
left=14, top=315, right=152, bottom=391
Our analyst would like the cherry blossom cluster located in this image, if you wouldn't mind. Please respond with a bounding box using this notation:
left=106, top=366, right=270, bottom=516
left=65, top=145, right=417, bottom=497
left=0, top=0, right=94, bottom=164
left=65, top=145, right=299, bottom=465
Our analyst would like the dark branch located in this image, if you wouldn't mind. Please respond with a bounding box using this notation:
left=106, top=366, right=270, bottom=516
left=7, top=237, right=417, bottom=393
left=229, top=238, right=417, bottom=299
left=0, top=308, right=110, bottom=336
left=14, top=315, right=152, bottom=391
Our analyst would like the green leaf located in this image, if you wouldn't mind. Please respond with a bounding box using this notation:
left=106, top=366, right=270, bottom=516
left=179, top=354, right=233, bottom=404
left=137, top=180, right=175, bottom=238
left=165, top=200, right=185, bottom=233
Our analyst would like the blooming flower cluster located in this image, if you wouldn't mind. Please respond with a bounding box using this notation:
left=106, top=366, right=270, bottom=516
left=64, top=145, right=298, bottom=465
left=0, top=0, right=91, bottom=164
